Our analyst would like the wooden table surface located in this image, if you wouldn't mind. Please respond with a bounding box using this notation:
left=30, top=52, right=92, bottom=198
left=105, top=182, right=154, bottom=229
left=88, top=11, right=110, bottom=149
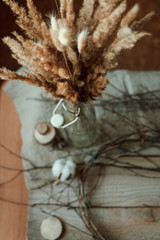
left=0, top=82, right=28, bottom=240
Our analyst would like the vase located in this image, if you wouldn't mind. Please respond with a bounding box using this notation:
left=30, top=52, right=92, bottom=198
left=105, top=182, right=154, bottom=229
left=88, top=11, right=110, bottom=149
left=61, top=101, right=98, bottom=148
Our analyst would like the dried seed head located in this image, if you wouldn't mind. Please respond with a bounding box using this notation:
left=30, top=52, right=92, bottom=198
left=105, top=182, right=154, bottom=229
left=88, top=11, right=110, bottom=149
left=77, top=80, right=85, bottom=87
left=58, top=68, right=70, bottom=79
left=77, top=29, right=88, bottom=53
left=50, top=15, right=58, bottom=32
left=58, top=26, right=69, bottom=46
left=50, top=29, right=63, bottom=51
left=121, top=3, right=140, bottom=27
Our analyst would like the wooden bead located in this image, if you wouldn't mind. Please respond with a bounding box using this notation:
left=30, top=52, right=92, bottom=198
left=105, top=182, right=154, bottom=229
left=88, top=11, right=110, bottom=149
left=40, top=216, right=63, bottom=240
left=34, top=122, right=56, bottom=145
left=36, top=123, right=48, bottom=135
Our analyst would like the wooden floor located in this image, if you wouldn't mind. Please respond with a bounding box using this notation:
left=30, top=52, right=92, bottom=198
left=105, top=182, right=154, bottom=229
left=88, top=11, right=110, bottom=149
left=0, top=83, right=28, bottom=240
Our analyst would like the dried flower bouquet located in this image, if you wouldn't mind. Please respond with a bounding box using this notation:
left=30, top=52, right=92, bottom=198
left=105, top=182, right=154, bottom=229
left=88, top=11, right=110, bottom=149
left=0, top=0, right=154, bottom=103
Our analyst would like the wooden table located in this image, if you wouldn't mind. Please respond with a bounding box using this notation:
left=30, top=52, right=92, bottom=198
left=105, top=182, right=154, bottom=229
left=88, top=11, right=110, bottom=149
left=0, top=83, right=28, bottom=240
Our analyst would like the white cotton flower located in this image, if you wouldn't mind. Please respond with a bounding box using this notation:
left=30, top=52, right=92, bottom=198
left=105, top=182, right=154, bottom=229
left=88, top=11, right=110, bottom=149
left=50, top=15, right=58, bottom=32
left=58, top=27, right=69, bottom=46
left=117, top=26, right=132, bottom=39
left=52, top=158, right=76, bottom=181
left=77, top=29, right=88, bottom=53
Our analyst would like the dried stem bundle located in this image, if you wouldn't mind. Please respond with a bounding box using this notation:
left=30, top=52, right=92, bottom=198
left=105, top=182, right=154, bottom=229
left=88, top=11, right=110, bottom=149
left=0, top=0, right=154, bottom=103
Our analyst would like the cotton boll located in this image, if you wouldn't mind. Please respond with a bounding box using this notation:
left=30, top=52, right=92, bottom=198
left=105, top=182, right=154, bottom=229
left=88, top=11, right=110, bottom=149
left=66, top=159, right=76, bottom=177
left=52, top=158, right=76, bottom=181
left=58, top=27, right=69, bottom=46
left=117, top=26, right=132, bottom=39
left=52, top=159, right=65, bottom=178
left=60, top=159, right=76, bottom=181
left=60, top=165, right=71, bottom=181
left=66, top=159, right=76, bottom=168
left=52, top=162, right=64, bottom=178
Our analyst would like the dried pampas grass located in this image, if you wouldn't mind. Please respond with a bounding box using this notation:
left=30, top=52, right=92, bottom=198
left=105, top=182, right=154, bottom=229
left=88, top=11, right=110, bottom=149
left=0, top=0, right=154, bottom=103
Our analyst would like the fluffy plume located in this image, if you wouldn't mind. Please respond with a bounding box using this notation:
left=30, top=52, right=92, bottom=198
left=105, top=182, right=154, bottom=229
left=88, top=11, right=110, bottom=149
left=59, top=0, right=66, bottom=21
left=66, top=0, right=75, bottom=28
left=0, top=0, right=154, bottom=103
left=58, top=26, right=69, bottom=46
left=93, top=1, right=127, bottom=47
left=50, top=29, right=63, bottom=52
left=51, top=16, right=58, bottom=32
left=78, top=0, right=96, bottom=30
left=109, top=32, right=151, bottom=56
left=117, top=4, right=139, bottom=39
left=121, top=3, right=140, bottom=27
left=77, top=29, right=88, bottom=53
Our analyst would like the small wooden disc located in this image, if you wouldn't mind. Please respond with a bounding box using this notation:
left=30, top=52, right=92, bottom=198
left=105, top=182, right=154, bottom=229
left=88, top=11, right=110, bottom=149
left=34, top=123, right=56, bottom=145
left=40, top=216, right=63, bottom=240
